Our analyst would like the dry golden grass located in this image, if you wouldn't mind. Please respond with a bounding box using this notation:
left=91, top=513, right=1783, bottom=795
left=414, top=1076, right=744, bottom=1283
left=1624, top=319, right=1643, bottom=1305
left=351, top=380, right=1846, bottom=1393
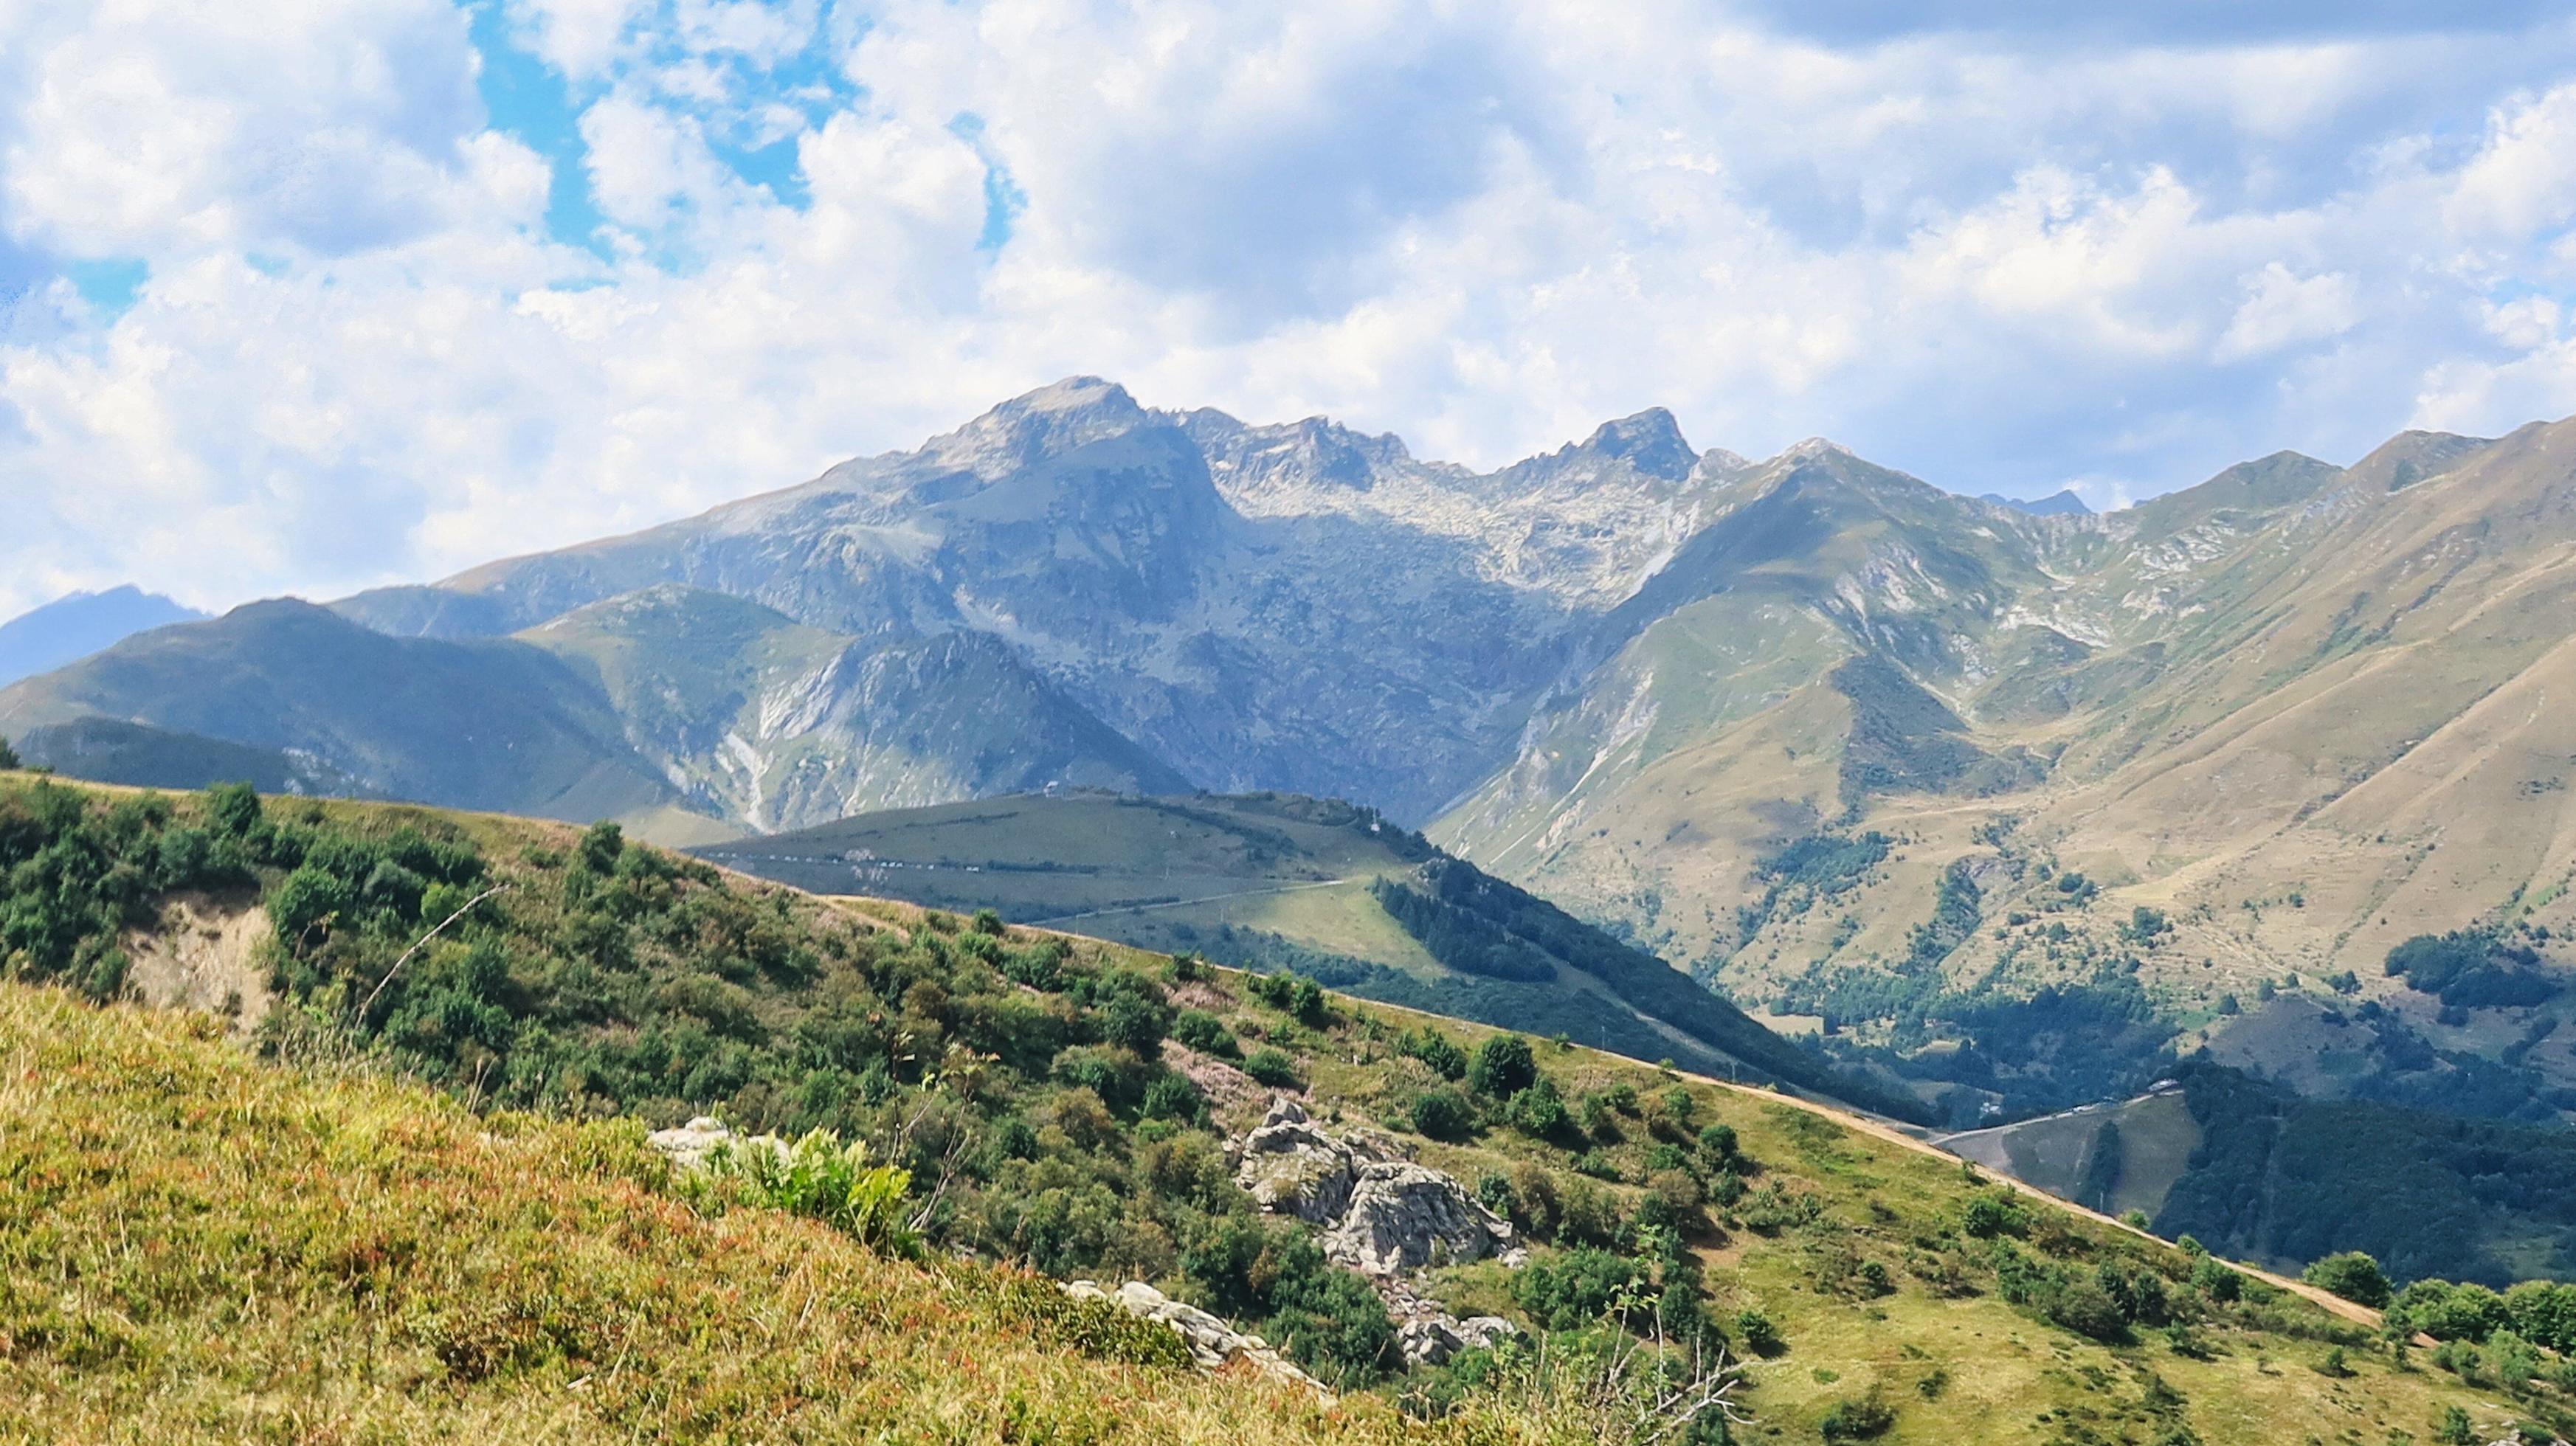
left=0, top=983, right=1640, bottom=1446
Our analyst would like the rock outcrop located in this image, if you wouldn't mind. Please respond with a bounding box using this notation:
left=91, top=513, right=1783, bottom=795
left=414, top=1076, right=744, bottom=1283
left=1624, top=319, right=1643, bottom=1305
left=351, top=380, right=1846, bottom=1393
left=1231, top=1096, right=1387, bottom=1223
left=1229, top=1096, right=1524, bottom=1366
left=1397, top=1312, right=1520, bottom=1367
left=1063, top=1280, right=1333, bottom=1400
left=646, top=1115, right=745, bottom=1169
left=1324, top=1160, right=1515, bottom=1275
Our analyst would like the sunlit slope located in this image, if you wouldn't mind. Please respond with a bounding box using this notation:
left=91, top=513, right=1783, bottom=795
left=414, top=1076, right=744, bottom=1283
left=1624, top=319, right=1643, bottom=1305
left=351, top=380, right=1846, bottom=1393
left=1434, top=418, right=2576, bottom=1125
left=699, top=790, right=1921, bottom=1118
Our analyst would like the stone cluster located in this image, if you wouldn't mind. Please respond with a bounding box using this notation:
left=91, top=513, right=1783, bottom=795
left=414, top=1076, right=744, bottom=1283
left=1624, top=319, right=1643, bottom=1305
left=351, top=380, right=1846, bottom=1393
left=1231, top=1096, right=1524, bottom=1365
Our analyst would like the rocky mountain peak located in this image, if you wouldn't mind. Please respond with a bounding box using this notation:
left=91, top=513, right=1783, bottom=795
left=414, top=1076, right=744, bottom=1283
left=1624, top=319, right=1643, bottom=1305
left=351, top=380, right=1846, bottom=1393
left=1575, top=407, right=1696, bottom=480
left=927, top=376, right=1153, bottom=479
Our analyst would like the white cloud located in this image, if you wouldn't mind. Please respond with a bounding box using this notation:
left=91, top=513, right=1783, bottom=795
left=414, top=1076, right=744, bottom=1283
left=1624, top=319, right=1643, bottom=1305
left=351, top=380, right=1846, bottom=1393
left=1, top=0, right=483, bottom=259
left=5, top=0, right=2576, bottom=620
left=2214, top=263, right=2359, bottom=362
left=504, top=0, right=652, bottom=81
left=2447, top=83, right=2576, bottom=241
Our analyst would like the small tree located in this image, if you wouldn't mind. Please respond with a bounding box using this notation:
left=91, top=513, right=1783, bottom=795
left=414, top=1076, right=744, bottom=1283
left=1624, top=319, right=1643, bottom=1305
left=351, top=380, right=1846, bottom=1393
left=0, top=735, right=18, bottom=771
left=1468, top=1034, right=1536, bottom=1096
left=2304, top=1251, right=2393, bottom=1310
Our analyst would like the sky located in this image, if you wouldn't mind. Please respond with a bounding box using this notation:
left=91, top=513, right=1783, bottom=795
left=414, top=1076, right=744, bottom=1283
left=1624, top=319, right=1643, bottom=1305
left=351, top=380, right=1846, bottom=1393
left=7, top=2, right=2576, bottom=618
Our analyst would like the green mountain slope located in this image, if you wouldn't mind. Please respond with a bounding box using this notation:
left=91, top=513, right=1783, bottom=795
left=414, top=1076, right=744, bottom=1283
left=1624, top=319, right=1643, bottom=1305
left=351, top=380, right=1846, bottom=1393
left=0, top=598, right=688, bottom=826
left=0, top=771, right=2544, bottom=1444
left=697, top=789, right=1916, bottom=1118
left=0, top=589, right=1184, bottom=845
left=9, top=716, right=366, bottom=797
left=1436, top=418, right=2576, bottom=1130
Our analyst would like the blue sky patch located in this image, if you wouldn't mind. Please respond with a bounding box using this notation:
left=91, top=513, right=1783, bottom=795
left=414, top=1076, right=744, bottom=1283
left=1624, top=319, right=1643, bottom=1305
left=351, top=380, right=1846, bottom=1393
left=64, top=259, right=148, bottom=319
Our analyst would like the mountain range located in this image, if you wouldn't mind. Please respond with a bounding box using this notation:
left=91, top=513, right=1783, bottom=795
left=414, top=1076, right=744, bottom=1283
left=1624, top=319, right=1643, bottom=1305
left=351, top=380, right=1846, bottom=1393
left=6, top=377, right=2575, bottom=1129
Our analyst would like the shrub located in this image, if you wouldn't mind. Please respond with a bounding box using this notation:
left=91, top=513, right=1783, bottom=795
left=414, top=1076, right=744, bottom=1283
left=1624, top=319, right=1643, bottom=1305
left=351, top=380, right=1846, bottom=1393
left=1410, top=1087, right=1477, bottom=1142
left=1961, top=1189, right=2026, bottom=1239
left=1467, top=1034, right=1537, bottom=1097
left=971, top=908, right=1006, bottom=935
left=1510, top=1076, right=1569, bottom=1137
left=269, top=865, right=353, bottom=943
left=1658, top=1084, right=1696, bottom=1127
left=1401, top=1028, right=1468, bottom=1080
left=1736, top=1308, right=1783, bottom=1355
left=1169, top=1009, right=1240, bottom=1059
left=2042, top=1279, right=2130, bottom=1342
left=1243, top=1047, right=1300, bottom=1090
left=1697, top=1122, right=1738, bottom=1165
left=1511, top=1246, right=1643, bottom=1330
left=688, top=1128, right=919, bottom=1256
left=1819, top=1388, right=1896, bottom=1441
left=2189, top=1256, right=2242, bottom=1303
left=1139, top=1072, right=1203, bottom=1124
left=2303, top=1251, right=2392, bottom=1310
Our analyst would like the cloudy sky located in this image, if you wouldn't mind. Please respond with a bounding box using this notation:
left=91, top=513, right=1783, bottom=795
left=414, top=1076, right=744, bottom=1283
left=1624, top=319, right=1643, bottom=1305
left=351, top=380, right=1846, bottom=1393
left=7, top=1, right=2576, bottom=616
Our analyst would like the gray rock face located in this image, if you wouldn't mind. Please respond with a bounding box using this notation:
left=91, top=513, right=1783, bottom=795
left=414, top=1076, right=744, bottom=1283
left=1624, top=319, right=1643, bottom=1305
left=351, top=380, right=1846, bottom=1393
left=1062, top=1280, right=1333, bottom=1400
left=1322, top=1161, right=1516, bottom=1276
left=332, top=378, right=1753, bottom=824
left=1232, top=1097, right=1513, bottom=1275
left=1230, top=1096, right=1383, bottom=1223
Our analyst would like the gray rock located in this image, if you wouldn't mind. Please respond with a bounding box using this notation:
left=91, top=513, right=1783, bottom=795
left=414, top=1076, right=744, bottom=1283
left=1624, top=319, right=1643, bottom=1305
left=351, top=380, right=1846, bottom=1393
left=646, top=1115, right=736, bottom=1169
left=1322, top=1161, right=1515, bottom=1276
left=1395, top=1308, right=1522, bottom=1366
left=1232, top=1096, right=1360, bottom=1224
left=1063, top=1280, right=1333, bottom=1402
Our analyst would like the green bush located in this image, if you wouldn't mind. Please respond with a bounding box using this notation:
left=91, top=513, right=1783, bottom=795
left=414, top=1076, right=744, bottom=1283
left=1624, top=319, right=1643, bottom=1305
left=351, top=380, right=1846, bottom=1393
left=1401, top=1028, right=1468, bottom=1080
left=1510, top=1246, right=1643, bottom=1330
left=1961, top=1188, right=2027, bottom=1239
left=1510, top=1077, right=1569, bottom=1137
left=688, top=1128, right=919, bottom=1256
left=1410, top=1087, right=1477, bottom=1142
left=1819, top=1387, right=1896, bottom=1441
left=1468, top=1034, right=1536, bottom=1097
left=2302, top=1251, right=2392, bottom=1310
left=1243, top=1047, right=1301, bottom=1090
left=1170, top=1009, right=1240, bottom=1059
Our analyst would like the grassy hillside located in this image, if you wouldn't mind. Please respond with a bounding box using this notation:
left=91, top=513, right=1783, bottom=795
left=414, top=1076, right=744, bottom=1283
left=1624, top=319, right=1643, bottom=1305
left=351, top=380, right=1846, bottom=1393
left=698, top=790, right=1917, bottom=1119
left=0, top=772, right=2557, bottom=1442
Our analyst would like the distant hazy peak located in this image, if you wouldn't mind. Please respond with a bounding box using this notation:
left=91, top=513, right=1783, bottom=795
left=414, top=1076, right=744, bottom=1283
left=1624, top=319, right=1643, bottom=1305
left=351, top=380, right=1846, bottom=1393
left=925, top=375, right=1151, bottom=477
left=0, top=584, right=209, bottom=688
left=1979, top=489, right=2093, bottom=517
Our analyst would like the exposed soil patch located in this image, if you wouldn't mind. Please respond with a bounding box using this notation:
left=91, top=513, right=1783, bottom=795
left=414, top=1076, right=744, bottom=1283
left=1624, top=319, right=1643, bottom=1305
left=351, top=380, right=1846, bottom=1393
left=122, top=893, right=274, bottom=1036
